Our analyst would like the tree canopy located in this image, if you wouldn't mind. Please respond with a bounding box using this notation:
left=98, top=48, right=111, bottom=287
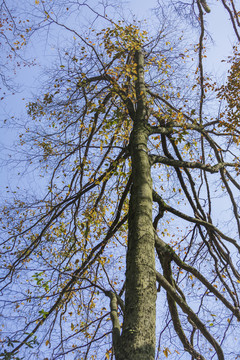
left=1, top=1, right=240, bottom=359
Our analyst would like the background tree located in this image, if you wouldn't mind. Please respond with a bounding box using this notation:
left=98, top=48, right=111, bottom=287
left=1, top=1, right=240, bottom=360
left=0, top=0, right=43, bottom=96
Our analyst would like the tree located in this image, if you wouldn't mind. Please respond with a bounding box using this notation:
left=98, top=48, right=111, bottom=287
left=1, top=1, right=240, bottom=359
left=0, top=0, right=39, bottom=95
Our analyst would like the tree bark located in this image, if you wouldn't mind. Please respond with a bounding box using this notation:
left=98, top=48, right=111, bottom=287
left=116, top=50, right=157, bottom=360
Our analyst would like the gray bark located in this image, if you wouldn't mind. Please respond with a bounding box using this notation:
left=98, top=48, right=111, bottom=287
left=115, top=49, right=157, bottom=360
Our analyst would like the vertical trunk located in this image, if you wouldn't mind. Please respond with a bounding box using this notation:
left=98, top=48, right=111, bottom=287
left=116, top=50, right=156, bottom=360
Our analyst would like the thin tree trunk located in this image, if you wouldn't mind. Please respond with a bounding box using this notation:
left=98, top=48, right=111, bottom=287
left=116, top=49, right=157, bottom=360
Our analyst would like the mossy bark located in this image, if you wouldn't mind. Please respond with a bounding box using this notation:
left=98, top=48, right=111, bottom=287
left=116, top=50, right=156, bottom=360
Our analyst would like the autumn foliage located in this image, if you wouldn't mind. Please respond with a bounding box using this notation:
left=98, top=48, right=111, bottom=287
left=1, top=1, right=240, bottom=360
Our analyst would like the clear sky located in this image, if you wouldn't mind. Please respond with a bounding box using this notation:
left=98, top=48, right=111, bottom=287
left=129, top=0, right=156, bottom=16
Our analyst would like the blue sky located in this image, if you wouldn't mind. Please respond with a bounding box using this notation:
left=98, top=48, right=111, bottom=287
left=0, top=0, right=236, bottom=191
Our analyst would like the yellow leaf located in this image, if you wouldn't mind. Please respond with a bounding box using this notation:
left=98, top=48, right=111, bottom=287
left=163, top=348, right=171, bottom=358
left=35, top=0, right=40, bottom=4
left=45, top=340, right=49, bottom=346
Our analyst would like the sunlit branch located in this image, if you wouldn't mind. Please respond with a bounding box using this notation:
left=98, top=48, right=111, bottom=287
left=156, top=270, right=224, bottom=360
left=150, top=154, right=236, bottom=173
left=199, top=0, right=211, bottom=13
left=152, top=189, right=240, bottom=251
left=155, top=232, right=240, bottom=319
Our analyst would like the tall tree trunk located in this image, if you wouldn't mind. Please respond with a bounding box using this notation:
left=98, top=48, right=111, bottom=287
left=116, top=49, right=157, bottom=360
